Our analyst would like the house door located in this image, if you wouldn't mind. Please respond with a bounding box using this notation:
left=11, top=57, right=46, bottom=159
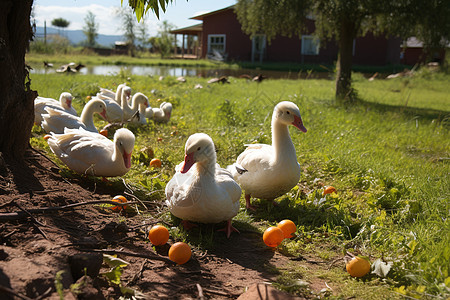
left=252, top=35, right=266, bottom=63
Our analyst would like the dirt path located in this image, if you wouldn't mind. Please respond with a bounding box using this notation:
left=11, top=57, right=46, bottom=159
left=0, top=151, right=333, bottom=299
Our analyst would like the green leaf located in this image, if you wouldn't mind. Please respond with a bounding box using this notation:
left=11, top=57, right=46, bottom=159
left=103, top=254, right=129, bottom=268
left=103, top=266, right=123, bottom=285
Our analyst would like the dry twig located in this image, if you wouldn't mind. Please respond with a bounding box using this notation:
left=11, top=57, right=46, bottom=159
left=78, top=248, right=173, bottom=264
left=0, top=200, right=139, bottom=221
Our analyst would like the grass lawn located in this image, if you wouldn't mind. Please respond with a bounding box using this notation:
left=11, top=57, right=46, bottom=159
left=29, top=66, right=449, bottom=298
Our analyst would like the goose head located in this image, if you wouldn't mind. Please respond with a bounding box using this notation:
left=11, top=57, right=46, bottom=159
left=181, top=133, right=216, bottom=173
left=114, top=128, right=135, bottom=169
left=273, top=101, right=307, bottom=132
left=132, top=93, right=149, bottom=108
left=60, top=92, right=74, bottom=109
left=80, top=99, right=108, bottom=123
left=162, top=102, right=173, bottom=120
left=90, top=98, right=108, bottom=120
left=122, top=86, right=132, bottom=103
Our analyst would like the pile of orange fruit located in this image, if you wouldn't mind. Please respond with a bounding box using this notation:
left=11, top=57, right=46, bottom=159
left=148, top=224, right=191, bottom=265
left=263, top=219, right=297, bottom=248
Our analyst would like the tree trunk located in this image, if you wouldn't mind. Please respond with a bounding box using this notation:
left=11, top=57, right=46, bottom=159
left=0, top=0, right=37, bottom=159
left=335, top=19, right=355, bottom=103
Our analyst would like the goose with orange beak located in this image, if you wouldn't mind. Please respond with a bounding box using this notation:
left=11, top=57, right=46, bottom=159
left=228, top=101, right=307, bottom=210
left=165, top=133, right=242, bottom=238
left=46, top=127, right=135, bottom=177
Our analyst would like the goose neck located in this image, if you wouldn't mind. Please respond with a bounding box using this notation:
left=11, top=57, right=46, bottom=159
left=272, top=120, right=295, bottom=161
left=115, top=86, right=123, bottom=104
left=80, top=103, right=95, bottom=128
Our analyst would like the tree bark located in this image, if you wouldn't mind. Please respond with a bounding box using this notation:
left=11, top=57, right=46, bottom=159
left=0, top=0, right=37, bottom=159
left=335, top=19, right=355, bottom=103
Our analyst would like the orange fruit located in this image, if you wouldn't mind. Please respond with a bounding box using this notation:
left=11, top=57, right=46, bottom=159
left=157, top=137, right=163, bottom=142
left=149, top=158, right=162, bottom=168
left=99, top=129, right=108, bottom=137
left=263, top=227, right=284, bottom=248
left=168, top=242, right=191, bottom=264
left=277, top=220, right=297, bottom=238
left=323, top=186, right=337, bottom=195
left=110, top=195, right=127, bottom=212
left=148, top=225, right=170, bottom=246
left=346, top=256, right=371, bottom=277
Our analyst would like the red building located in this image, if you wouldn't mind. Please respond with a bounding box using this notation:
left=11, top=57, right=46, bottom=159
left=171, top=5, right=401, bottom=66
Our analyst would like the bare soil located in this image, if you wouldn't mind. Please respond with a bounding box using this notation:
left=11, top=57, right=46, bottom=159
left=0, top=150, right=334, bottom=299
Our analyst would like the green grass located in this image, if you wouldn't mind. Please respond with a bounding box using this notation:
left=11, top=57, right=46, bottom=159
left=29, top=68, right=449, bottom=299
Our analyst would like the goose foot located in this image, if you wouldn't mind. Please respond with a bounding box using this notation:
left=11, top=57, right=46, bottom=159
left=217, top=219, right=240, bottom=238
left=245, top=194, right=257, bottom=211
left=181, top=220, right=198, bottom=230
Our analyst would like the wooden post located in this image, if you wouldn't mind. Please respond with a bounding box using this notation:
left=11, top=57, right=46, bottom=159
left=182, top=34, right=185, bottom=58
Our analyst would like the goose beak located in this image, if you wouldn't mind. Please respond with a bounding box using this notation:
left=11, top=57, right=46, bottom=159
left=123, top=151, right=132, bottom=169
left=100, top=108, right=107, bottom=120
left=180, top=152, right=195, bottom=173
left=292, top=115, right=307, bottom=133
left=66, top=99, right=72, bottom=108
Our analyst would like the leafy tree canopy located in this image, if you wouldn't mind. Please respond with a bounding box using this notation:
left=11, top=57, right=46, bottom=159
left=51, top=17, right=70, bottom=29
left=235, top=0, right=450, bottom=101
left=124, top=0, right=174, bottom=21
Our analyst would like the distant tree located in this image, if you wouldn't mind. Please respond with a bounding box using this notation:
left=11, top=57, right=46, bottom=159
left=51, top=17, right=70, bottom=36
left=119, top=7, right=137, bottom=56
left=235, top=0, right=450, bottom=103
left=82, top=11, right=98, bottom=47
left=137, top=18, right=150, bottom=51
left=0, top=0, right=172, bottom=159
left=150, top=20, right=175, bottom=58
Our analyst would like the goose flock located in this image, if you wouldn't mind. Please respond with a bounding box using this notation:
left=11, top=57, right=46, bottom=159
left=36, top=87, right=306, bottom=238
left=35, top=84, right=173, bottom=178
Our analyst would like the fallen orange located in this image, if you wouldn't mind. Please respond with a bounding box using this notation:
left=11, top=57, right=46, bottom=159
left=150, top=158, right=162, bottom=168
left=168, top=242, right=191, bottom=264
left=346, top=256, right=371, bottom=277
left=148, top=225, right=169, bottom=246
left=277, top=220, right=297, bottom=239
left=263, top=227, right=284, bottom=248
left=323, top=186, right=337, bottom=195
left=110, top=195, right=127, bottom=212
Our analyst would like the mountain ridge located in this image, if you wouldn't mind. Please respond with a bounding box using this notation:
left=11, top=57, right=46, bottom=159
left=34, top=26, right=124, bottom=47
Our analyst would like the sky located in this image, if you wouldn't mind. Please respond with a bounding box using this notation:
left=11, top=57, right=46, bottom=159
left=32, top=0, right=236, bottom=36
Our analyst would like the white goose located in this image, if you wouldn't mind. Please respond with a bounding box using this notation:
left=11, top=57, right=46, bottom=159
left=98, top=83, right=127, bottom=104
left=41, top=98, right=107, bottom=134
left=46, top=127, right=135, bottom=177
left=34, top=92, right=77, bottom=124
left=165, top=133, right=242, bottom=238
left=122, top=92, right=149, bottom=122
left=96, top=85, right=131, bottom=122
left=147, top=101, right=172, bottom=123
left=228, top=101, right=307, bottom=210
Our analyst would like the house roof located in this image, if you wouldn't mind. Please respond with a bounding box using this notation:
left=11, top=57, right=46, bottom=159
left=190, top=5, right=235, bottom=20
left=169, top=23, right=203, bottom=35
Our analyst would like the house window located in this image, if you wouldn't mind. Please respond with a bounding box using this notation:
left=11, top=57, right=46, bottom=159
left=301, top=35, right=320, bottom=55
left=207, top=34, right=226, bottom=54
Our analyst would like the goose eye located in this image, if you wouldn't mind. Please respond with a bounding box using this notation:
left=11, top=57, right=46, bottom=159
left=119, top=142, right=123, bottom=146
left=286, top=111, right=290, bottom=114
left=197, top=147, right=201, bottom=151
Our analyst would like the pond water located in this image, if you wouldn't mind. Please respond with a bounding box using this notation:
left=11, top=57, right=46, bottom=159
left=30, top=64, right=334, bottom=80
